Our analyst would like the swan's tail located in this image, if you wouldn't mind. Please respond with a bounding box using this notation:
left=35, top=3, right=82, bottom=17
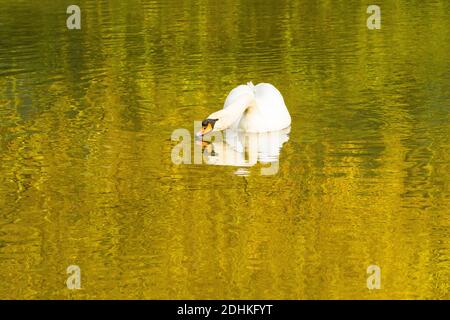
left=246, top=81, right=255, bottom=91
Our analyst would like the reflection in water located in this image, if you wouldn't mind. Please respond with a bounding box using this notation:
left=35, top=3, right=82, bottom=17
left=199, top=127, right=290, bottom=176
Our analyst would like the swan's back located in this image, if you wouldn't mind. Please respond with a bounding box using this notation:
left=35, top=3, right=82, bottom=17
left=222, top=82, right=291, bottom=132
left=223, top=84, right=253, bottom=109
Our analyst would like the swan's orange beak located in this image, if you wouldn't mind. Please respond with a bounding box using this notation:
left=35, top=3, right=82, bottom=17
left=196, top=123, right=213, bottom=137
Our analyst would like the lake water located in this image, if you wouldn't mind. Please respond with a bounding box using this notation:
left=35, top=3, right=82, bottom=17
left=0, top=0, right=449, bottom=299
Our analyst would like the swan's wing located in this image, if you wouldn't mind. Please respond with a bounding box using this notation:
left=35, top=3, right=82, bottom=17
left=253, top=83, right=291, bottom=131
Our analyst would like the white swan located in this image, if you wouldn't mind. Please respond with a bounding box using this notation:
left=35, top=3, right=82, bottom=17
left=197, top=82, right=291, bottom=136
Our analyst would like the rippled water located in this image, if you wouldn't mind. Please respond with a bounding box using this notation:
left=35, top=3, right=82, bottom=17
left=0, top=0, right=449, bottom=299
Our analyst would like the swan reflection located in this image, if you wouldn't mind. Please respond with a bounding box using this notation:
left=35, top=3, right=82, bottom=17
left=197, top=127, right=290, bottom=175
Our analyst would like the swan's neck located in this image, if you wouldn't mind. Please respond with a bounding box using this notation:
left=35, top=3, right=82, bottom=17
left=214, top=93, right=254, bottom=131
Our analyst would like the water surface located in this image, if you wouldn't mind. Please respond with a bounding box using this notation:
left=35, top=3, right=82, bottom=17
left=0, top=0, right=449, bottom=299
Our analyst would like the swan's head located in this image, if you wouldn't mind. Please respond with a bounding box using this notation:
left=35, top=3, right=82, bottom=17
left=197, top=118, right=219, bottom=136
left=197, top=108, right=235, bottom=137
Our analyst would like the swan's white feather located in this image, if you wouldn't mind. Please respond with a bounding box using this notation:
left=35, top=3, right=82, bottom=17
left=218, top=82, right=291, bottom=133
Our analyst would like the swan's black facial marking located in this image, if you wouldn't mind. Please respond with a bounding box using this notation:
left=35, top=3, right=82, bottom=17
left=202, top=118, right=218, bottom=128
left=199, top=118, right=218, bottom=136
